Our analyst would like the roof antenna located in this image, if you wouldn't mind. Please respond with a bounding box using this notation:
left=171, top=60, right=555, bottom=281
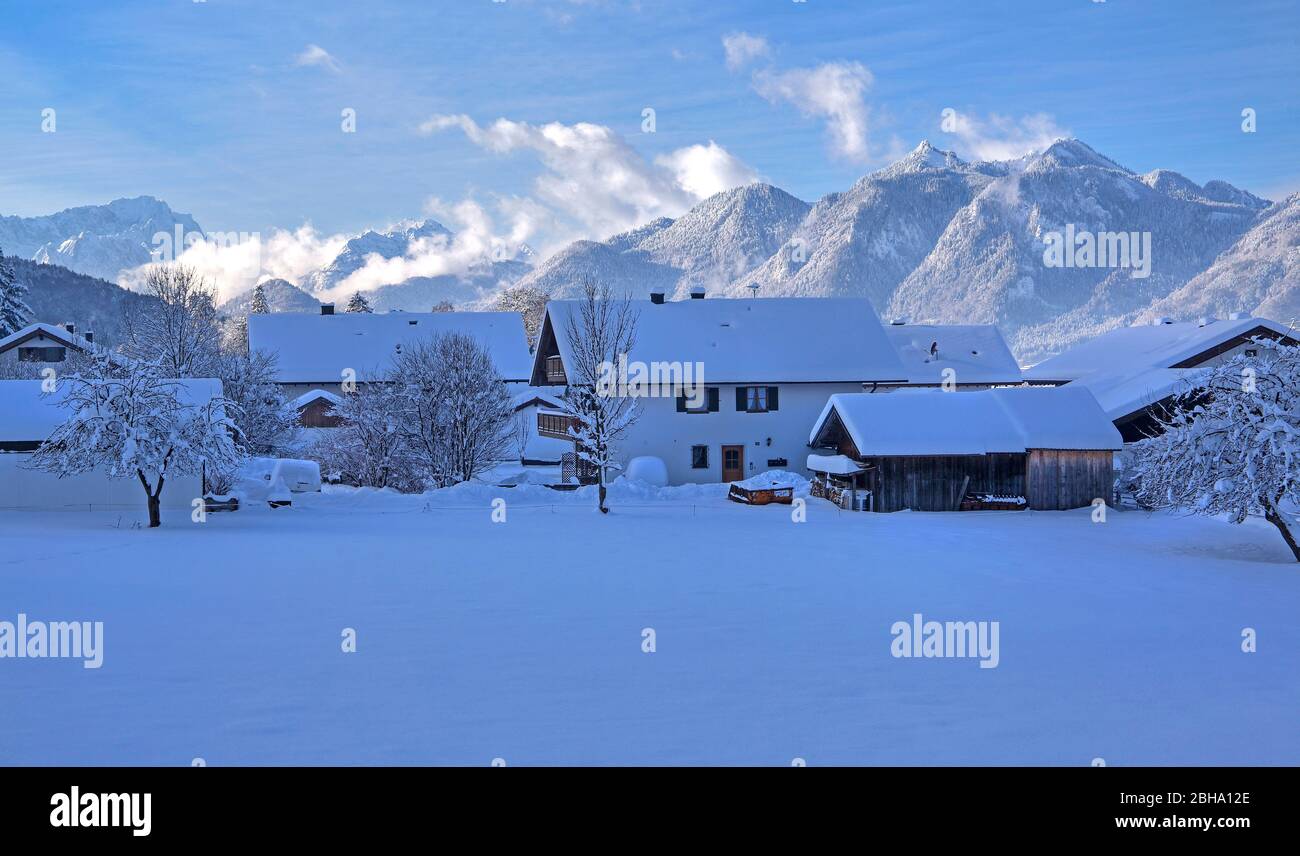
left=747, top=282, right=759, bottom=297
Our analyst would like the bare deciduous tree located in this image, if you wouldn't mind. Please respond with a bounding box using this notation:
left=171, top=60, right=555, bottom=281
left=559, top=279, right=640, bottom=513
left=121, top=265, right=223, bottom=378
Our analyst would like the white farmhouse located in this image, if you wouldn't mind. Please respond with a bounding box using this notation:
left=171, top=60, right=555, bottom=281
left=530, top=292, right=908, bottom=485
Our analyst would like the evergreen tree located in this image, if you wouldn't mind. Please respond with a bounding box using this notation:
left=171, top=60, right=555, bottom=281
left=0, top=245, right=33, bottom=338
left=249, top=282, right=270, bottom=314
left=346, top=291, right=373, bottom=313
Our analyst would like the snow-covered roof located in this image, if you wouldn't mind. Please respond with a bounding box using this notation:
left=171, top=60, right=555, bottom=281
left=1023, top=316, right=1296, bottom=383
left=806, top=453, right=866, bottom=475
left=0, top=378, right=224, bottom=442
left=1074, top=367, right=1202, bottom=421
left=289, top=388, right=344, bottom=409
left=0, top=322, right=95, bottom=355
left=248, top=311, right=533, bottom=383
left=511, top=387, right=562, bottom=411
left=882, top=324, right=1021, bottom=385
left=538, top=297, right=907, bottom=384
left=809, top=386, right=1122, bottom=455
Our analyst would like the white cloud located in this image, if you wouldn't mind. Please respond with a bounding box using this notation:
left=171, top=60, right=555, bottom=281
left=752, top=62, right=875, bottom=163
left=294, top=44, right=341, bottom=73
left=941, top=111, right=1069, bottom=161
left=722, top=32, right=770, bottom=71
left=421, top=114, right=757, bottom=238
left=655, top=142, right=759, bottom=200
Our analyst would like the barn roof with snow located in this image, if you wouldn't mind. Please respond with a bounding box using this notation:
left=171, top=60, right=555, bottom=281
left=809, top=386, right=1123, bottom=456
left=0, top=322, right=99, bottom=356
left=0, top=378, right=225, bottom=446
left=533, top=296, right=907, bottom=385
left=1023, top=316, right=1296, bottom=384
left=248, top=311, right=533, bottom=383
left=881, top=323, right=1021, bottom=385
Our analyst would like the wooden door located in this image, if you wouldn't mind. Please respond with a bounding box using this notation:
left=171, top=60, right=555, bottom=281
left=721, top=445, right=744, bottom=483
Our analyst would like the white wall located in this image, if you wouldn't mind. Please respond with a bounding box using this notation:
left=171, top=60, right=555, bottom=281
left=616, top=382, right=861, bottom=484
left=0, top=454, right=203, bottom=512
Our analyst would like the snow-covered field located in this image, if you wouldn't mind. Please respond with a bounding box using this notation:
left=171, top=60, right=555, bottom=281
left=1, top=478, right=1297, bottom=766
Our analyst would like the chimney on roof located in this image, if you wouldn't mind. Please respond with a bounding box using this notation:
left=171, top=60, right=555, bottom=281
left=649, top=291, right=665, bottom=305
left=1197, top=316, right=1215, bottom=327
left=689, top=285, right=705, bottom=300
left=320, top=303, right=335, bottom=315
left=84, top=331, right=94, bottom=344
left=1151, top=316, right=1173, bottom=326
left=63, top=322, right=76, bottom=334
left=889, top=316, right=909, bottom=326
left=746, top=282, right=759, bottom=297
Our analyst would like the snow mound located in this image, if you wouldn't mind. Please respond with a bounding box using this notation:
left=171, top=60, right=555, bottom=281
left=625, top=456, right=669, bottom=487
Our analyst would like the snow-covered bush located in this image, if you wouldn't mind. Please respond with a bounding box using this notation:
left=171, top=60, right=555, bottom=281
left=26, top=353, right=243, bottom=527
left=1129, top=338, right=1300, bottom=561
left=216, top=349, right=298, bottom=456
left=310, top=381, right=420, bottom=492
left=390, top=333, right=515, bottom=487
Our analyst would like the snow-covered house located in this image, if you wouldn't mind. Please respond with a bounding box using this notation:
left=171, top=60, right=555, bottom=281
left=807, top=386, right=1123, bottom=512
left=879, top=322, right=1022, bottom=389
left=291, top=388, right=344, bottom=429
left=247, top=307, right=534, bottom=401
left=531, top=293, right=908, bottom=484
left=0, top=322, right=100, bottom=376
left=0, top=378, right=218, bottom=510
left=1024, top=315, right=1298, bottom=441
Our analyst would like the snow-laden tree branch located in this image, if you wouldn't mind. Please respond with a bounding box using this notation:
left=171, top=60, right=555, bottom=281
left=26, top=353, right=243, bottom=527
left=1129, top=337, right=1300, bottom=562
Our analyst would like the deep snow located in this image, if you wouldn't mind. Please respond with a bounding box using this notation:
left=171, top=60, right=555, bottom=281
left=0, top=479, right=1296, bottom=766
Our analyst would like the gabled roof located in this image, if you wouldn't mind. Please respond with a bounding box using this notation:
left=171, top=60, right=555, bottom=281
left=1023, top=316, right=1297, bottom=383
left=289, top=388, right=344, bottom=410
left=511, top=387, right=562, bottom=411
left=809, top=386, right=1122, bottom=456
left=882, top=323, right=1022, bottom=385
left=1074, top=367, right=1201, bottom=421
left=535, top=297, right=906, bottom=384
left=248, top=311, right=533, bottom=383
left=0, top=322, right=96, bottom=355
left=0, top=378, right=224, bottom=442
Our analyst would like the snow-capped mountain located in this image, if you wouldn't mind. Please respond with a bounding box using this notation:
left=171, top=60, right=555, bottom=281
left=522, top=138, right=1281, bottom=360
left=0, top=196, right=204, bottom=283
left=219, top=278, right=320, bottom=316
left=299, top=219, right=453, bottom=294
left=1138, top=193, right=1300, bottom=327
left=513, top=183, right=810, bottom=299
left=886, top=140, right=1266, bottom=360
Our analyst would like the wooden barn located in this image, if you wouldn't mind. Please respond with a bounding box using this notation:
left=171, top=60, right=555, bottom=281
left=807, top=387, right=1123, bottom=512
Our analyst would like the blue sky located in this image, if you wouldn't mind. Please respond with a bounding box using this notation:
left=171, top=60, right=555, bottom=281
left=2, top=0, right=1296, bottom=246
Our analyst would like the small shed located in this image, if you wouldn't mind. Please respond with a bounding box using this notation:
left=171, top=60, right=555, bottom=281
left=291, top=388, right=345, bottom=428
left=807, top=387, right=1123, bottom=512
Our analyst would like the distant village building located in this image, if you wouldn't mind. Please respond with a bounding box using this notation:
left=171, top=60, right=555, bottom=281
left=1024, top=315, right=1298, bottom=441
left=247, top=306, right=534, bottom=401
left=0, top=322, right=99, bottom=376
left=807, top=386, right=1123, bottom=512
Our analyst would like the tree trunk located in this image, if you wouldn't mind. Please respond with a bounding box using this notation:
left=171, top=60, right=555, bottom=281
left=1263, top=501, right=1300, bottom=562
left=598, top=467, right=608, bottom=514
left=147, top=494, right=161, bottom=528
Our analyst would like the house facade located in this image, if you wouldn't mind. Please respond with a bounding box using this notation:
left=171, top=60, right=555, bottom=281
left=531, top=293, right=909, bottom=485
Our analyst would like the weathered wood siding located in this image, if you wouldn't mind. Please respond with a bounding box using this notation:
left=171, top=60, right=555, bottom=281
left=298, top=399, right=342, bottom=428
left=864, top=453, right=1025, bottom=513
left=1026, top=449, right=1114, bottom=510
